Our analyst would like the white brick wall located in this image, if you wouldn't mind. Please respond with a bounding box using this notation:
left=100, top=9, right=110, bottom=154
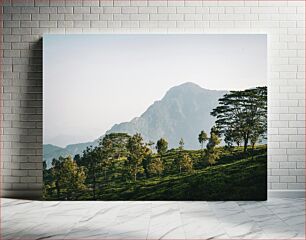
left=1, top=0, right=305, bottom=198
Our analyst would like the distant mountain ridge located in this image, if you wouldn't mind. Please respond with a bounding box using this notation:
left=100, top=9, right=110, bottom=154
left=43, top=82, right=227, bottom=168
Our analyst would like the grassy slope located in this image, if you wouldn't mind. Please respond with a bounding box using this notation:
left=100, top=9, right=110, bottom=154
left=99, top=146, right=267, bottom=201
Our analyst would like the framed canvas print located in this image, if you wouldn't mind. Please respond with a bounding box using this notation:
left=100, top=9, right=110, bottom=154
left=43, top=34, right=267, bottom=201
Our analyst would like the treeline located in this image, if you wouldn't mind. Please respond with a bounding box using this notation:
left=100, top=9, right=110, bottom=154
left=43, top=86, right=267, bottom=200
left=43, top=128, right=219, bottom=200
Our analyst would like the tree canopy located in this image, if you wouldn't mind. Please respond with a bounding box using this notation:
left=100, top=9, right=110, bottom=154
left=156, top=138, right=168, bottom=155
left=211, top=86, right=267, bottom=153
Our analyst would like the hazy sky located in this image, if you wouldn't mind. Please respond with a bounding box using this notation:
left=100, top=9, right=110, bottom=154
left=43, top=34, right=267, bottom=147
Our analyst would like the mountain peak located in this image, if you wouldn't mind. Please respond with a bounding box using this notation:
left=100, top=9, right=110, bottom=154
left=164, top=82, right=207, bottom=99
left=171, top=82, right=202, bottom=91
left=178, top=82, right=201, bottom=88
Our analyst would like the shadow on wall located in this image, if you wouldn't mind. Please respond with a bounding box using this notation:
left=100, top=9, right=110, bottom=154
left=7, top=38, right=44, bottom=200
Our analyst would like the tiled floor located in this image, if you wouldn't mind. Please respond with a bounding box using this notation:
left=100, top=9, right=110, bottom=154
left=2, top=198, right=305, bottom=239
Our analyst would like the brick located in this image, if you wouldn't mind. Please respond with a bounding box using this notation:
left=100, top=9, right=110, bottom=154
left=83, top=0, right=99, bottom=6
left=90, top=6, right=104, bottom=13
left=140, top=20, right=158, bottom=28
left=4, top=176, right=20, bottom=183
left=4, top=6, right=21, bottom=13
left=50, top=14, right=65, bottom=20
left=268, top=176, right=279, bottom=183
left=148, top=0, right=167, bottom=7
left=32, top=13, right=49, bottom=20
left=158, top=7, right=176, bottom=14
left=280, top=176, right=296, bottom=183
left=218, top=1, right=244, bottom=6
left=177, top=7, right=196, bottom=14
left=121, top=20, right=139, bottom=28
left=74, top=7, right=90, bottom=14
left=280, top=162, right=296, bottom=169
left=219, top=14, right=244, bottom=20
left=288, top=183, right=305, bottom=189
left=35, top=0, right=49, bottom=6
left=114, top=14, right=129, bottom=21
left=49, top=0, right=65, bottom=6
left=130, top=14, right=149, bottom=21
left=74, top=21, right=90, bottom=28
left=103, top=6, right=121, bottom=14
left=196, top=7, right=209, bottom=14
left=210, top=21, right=234, bottom=28
left=12, top=14, right=31, bottom=20
left=272, top=169, right=289, bottom=176
left=150, top=14, right=168, bottom=21
left=39, top=6, right=57, bottom=13
left=185, top=0, right=202, bottom=7
left=209, top=7, right=225, bottom=13
left=168, top=0, right=184, bottom=7
left=83, top=14, right=99, bottom=20
left=65, top=14, right=83, bottom=20
left=139, top=7, right=157, bottom=14
left=4, top=35, right=21, bottom=43
left=12, top=28, right=31, bottom=35
left=121, top=7, right=138, bottom=14
left=57, top=6, right=73, bottom=14
left=271, top=183, right=288, bottom=189
left=177, top=21, right=194, bottom=28
left=99, top=13, right=113, bottom=20
left=169, top=14, right=184, bottom=21
left=289, top=169, right=304, bottom=176
left=131, top=0, right=147, bottom=6
left=185, top=14, right=202, bottom=21
left=12, top=0, right=34, bottom=7
left=12, top=170, right=28, bottom=177
left=251, top=6, right=279, bottom=14
left=159, top=21, right=176, bottom=28
left=297, top=176, right=305, bottom=183
left=4, top=21, right=20, bottom=28
left=90, top=21, right=107, bottom=28
left=21, top=6, right=39, bottom=14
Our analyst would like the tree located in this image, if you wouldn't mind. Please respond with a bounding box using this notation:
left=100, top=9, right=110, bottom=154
left=99, top=137, right=115, bottom=180
left=80, top=146, right=101, bottom=200
left=59, top=156, right=86, bottom=200
left=73, top=154, right=81, bottom=165
left=178, top=138, right=184, bottom=151
left=51, top=157, right=63, bottom=199
left=198, top=130, right=208, bottom=150
left=96, top=133, right=130, bottom=181
left=50, top=156, right=86, bottom=200
left=224, top=129, right=243, bottom=148
left=206, top=127, right=221, bottom=166
left=156, top=138, right=168, bottom=156
left=249, top=123, right=266, bottom=159
left=147, top=140, right=155, bottom=151
left=175, top=138, right=192, bottom=174
left=126, top=133, right=150, bottom=181
left=148, top=157, right=164, bottom=177
left=211, top=87, right=267, bottom=153
left=142, top=153, right=152, bottom=178
left=43, top=160, right=47, bottom=171
left=178, top=154, right=193, bottom=173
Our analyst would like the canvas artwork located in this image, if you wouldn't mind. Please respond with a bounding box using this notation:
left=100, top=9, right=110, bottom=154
left=43, top=34, right=267, bottom=201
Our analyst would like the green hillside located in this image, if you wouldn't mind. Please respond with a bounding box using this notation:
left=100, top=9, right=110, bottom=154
left=98, top=146, right=267, bottom=201
left=44, top=145, right=267, bottom=201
